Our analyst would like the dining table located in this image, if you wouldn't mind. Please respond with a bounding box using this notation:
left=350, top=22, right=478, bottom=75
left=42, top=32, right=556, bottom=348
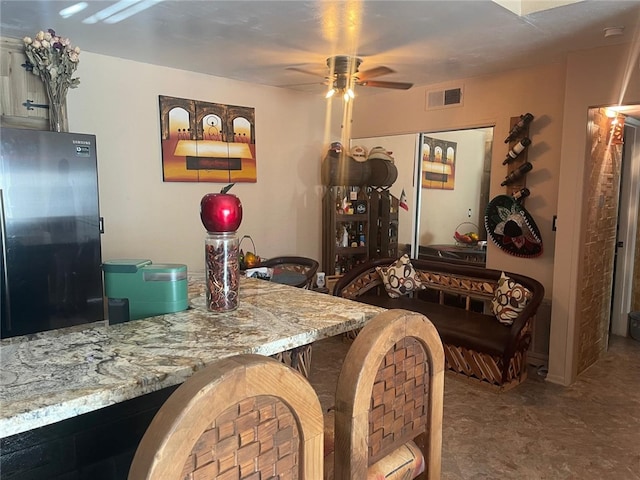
left=0, top=274, right=384, bottom=439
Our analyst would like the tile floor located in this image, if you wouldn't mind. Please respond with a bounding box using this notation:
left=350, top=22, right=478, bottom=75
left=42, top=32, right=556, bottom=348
left=309, top=334, right=640, bottom=480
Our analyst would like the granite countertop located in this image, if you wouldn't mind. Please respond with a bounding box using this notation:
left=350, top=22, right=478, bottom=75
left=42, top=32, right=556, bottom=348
left=0, top=276, right=384, bottom=438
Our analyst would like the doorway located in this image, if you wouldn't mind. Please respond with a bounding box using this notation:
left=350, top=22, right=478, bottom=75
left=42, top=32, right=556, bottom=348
left=611, top=115, right=640, bottom=337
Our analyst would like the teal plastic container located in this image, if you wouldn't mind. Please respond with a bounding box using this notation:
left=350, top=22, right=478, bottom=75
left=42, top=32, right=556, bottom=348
left=102, top=259, right=188, bottom=321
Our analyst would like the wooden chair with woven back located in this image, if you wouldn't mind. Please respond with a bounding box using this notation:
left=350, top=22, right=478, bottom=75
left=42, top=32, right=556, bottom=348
left=128, top=354, right=324, bottom=480
left=256, top=255, right=320, bottom=289
left=256, top=255, right=320, bottom=379
left=323, top=309, right=445, bottom=480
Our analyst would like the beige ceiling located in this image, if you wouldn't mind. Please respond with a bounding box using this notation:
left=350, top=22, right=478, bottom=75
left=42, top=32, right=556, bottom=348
left=1, top=0, right=640, bottom=98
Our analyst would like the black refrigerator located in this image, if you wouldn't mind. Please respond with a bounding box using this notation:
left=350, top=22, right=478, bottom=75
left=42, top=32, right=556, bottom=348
left=0, top=127, right=104, bottom=338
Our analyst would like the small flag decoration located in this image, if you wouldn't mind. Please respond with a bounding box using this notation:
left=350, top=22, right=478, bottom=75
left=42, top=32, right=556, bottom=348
left=399, top=189, right=409, bottom=211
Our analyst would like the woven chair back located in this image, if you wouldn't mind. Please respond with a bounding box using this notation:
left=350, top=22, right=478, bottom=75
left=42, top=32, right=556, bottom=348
left=129, top=354, right=324, bottom=480
left=332, top=309, right=445, bottom=480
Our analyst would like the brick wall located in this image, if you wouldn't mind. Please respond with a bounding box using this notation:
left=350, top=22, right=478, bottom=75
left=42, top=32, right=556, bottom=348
left=577, top=108, right=623, bottom=374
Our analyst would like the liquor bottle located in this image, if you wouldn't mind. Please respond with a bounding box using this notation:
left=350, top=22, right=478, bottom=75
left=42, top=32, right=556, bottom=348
left=502, top=137, right=532, bottom=165
left=512, top=187, right=530, bottom=202
left=501, top=162, right=533, bottom=186
left=504, top=113, right=534, bottom=143
left=349, top=222, right=358, bottom=247
left=358, top=222, right=366, bottom=246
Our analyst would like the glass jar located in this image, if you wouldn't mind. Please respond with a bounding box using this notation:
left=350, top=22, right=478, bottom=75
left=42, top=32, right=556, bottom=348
left=204, top=231, right=239, bottom=312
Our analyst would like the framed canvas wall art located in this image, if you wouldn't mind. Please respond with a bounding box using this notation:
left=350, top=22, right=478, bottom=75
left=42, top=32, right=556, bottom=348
left=159, top=95, right=257, bottom=183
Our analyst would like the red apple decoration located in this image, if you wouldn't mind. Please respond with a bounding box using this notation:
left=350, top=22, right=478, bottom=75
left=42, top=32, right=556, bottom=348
left=200, top=184, right=243, bottom=232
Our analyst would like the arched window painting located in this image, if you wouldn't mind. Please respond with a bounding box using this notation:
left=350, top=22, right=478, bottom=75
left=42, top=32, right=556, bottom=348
left=169, top=107, right=190, bottom=140
left=421, top=135, right=456, bottom=190
left=233, top=117, right=251, bottom=143
left=158, top=95, right=256, bottom=183
left=203, top=114, right=223, bottom=141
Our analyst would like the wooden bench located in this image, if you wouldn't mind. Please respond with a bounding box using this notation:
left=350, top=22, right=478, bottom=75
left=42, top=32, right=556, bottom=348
left=333, top=257, right=545, bottom=391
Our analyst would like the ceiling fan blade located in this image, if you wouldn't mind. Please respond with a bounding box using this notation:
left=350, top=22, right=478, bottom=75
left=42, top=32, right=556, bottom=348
left=278, top=81, right=328, bottom=88
left=357, top=65, right=394, bottom=81
left=358, top=79, right=413, bottom=90
left=286, top=66, right=326, bottom=78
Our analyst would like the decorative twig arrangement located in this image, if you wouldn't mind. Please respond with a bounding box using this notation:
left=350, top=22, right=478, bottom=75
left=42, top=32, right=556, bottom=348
left=205, top=238, right=239, bottom=311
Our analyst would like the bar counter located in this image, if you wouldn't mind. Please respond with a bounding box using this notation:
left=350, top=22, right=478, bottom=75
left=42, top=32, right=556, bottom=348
left=0, top=276, right=384, bottom=438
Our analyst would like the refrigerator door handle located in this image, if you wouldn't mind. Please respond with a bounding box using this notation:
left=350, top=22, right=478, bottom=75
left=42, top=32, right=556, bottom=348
left=0, top=189, right=11, bottom=332
left=99, top=216, right=104, bottom=234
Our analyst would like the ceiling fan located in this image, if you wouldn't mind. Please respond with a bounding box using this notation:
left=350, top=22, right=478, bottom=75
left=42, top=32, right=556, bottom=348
left=287, top=55, right=413, bottom=98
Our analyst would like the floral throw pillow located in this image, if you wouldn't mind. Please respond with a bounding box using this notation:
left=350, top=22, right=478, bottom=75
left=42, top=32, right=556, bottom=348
left=376, top=255, right=423, bottom=298
left=491, top=272, right=532, bottom=325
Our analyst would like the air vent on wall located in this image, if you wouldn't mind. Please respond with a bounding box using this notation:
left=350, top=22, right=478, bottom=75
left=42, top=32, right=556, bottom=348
left=425, top=86, right=464, bottom=110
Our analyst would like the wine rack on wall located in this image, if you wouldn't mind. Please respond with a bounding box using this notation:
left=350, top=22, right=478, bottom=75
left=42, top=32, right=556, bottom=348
left=502, top=113, right=534, bottom=202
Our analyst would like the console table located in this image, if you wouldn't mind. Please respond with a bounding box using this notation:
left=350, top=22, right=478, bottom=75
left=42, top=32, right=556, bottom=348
left=418, top=244, right=486, bottom=265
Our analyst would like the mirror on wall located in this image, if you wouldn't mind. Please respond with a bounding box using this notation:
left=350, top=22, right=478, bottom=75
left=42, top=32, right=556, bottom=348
left=416, top=127, right=493, bottom=265
left=353, top=126, right=493, bottom=265
left=351, top=133, right=420, bottom=257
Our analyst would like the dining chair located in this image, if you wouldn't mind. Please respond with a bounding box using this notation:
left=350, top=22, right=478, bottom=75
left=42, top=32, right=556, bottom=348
left=128, top=354, right=324, bottom=480
left=257, top=256, right=320, bottom=289
left=324, top=309, right=445, bottom=480
left=256, top=256, right=319, bottom=378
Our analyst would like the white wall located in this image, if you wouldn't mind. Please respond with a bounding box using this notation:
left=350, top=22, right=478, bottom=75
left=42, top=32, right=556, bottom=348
left=66, top=52, right=331, bottom=273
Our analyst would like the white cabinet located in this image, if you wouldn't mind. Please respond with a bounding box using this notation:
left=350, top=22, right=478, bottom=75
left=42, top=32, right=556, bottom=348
left=0, top=36, right=49, bottom=130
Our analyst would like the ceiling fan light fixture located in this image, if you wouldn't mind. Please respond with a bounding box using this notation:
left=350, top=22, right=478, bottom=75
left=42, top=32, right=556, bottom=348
left=293, top=55, right=412, bottom=97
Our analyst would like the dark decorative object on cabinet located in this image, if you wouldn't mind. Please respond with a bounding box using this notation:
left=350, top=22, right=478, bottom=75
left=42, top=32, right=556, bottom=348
left=321, top=150, right=371, bottom=186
